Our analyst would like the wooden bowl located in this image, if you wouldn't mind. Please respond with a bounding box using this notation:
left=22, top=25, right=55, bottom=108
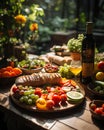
left=87, top=82, right=104, bottom=97
left=89, top=100, right=104, bottom=120
left=0, top=73, right=22, bottom=86
left=20, top=67, right=42, bottom=74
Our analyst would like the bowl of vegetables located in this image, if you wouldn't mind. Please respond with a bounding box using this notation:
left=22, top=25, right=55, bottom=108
left=87, top=80, right=104, bottom=97
left=18, top=59, right=46, bottom=74
left=89, top=100, right=104, bottom=120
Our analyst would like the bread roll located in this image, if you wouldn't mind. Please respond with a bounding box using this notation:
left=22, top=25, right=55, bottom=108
left=47, top=54, right=72, bottom=65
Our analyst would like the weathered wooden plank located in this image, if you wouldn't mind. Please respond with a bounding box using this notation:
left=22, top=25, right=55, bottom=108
left=50, top=121, right=75, bottom=130
left=59, top=117, right=101, bottom=130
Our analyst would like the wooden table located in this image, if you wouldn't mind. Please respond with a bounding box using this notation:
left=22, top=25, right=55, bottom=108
left=0, top=81, right=104, bottom=130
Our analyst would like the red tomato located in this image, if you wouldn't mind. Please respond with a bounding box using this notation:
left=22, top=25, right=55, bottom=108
left=102, top=104, right=104, bottom=110
left=94, top=107, right=103, bottom=115
left=46, top=100, right=55, bottom=109
left=59, top=89, right=65, bottom=95
left=55, top=87, right=65, bottom=95
left=60, top=94, right=67, bottom=103
left=99, top=107, right=103, bottom=112
left=47, top=92, right=54, bottom=100
left=12, top=85, right=18, bottom=93
left=34, top=88, right=42, bottom=97
left=90, top=103, right=96, bottom=111
left=46, top=86, right=51, bottom=93
left=56, top=86, right=61, bottom=90
left=98, top=61, right=104, bottom=71
left=52, top=94, right=61, bottom=105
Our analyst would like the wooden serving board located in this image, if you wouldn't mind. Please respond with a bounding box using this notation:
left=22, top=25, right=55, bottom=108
left=10, top=81, right=85, bottom=113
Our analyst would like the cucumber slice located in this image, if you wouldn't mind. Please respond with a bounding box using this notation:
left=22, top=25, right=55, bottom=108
left=95, top=81, right=104, bottom=88
left=62, top=87, right=71, bottom=92
left=66, top=91, right=84, bottom=101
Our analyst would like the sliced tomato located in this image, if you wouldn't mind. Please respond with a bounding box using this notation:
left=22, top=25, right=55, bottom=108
left=41, top=93, right=48, bottom=99
left=59, top=78, right=69, bottom=85
left=58, top=89, right=65, bottom=95
left=70, top=80, right=77, bottom=87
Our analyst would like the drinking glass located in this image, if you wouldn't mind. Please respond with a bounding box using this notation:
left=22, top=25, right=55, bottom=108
left=70, top=60, right=82, bottom=81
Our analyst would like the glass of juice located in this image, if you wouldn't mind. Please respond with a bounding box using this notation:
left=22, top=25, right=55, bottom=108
left=69, top=60, right=82, bottom=81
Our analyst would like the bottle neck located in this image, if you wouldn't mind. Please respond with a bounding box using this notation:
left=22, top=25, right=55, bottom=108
left=86, top=22, right=93, bottom=34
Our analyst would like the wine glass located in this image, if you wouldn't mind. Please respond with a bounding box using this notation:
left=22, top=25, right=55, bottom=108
left=69, top=60, right=82, bottom=82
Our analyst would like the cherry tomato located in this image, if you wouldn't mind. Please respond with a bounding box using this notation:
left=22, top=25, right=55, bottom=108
left=60, top=94, right=67, bottom=103
left=99, top=107, right=103, bottom=112
left=12, top=85, right=18, bottom=93
left=102, top=104, right=104, bottom=110
left=52, top=94, right=61, bottom=105
left=34, top=88, right=42, bottom=97
left=98, top=61, right=104, bottom=71
left=90, top=103, right=96, bottom=111
left=46, top=100, right=55, bottom=109
left=94, top=107, right=103, bottom=115
left=47, top=92, right=54, bottom=100
left=46, top=86, right=51, bottom=93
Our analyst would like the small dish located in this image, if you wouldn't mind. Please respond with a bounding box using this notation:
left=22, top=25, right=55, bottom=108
left=20, top=67, right=42, bottom=74
left=18, top=59, right=46, bottom=74
left=44, top=63, right=59, bottom=73
left=89, top=100, right=104, bottom=120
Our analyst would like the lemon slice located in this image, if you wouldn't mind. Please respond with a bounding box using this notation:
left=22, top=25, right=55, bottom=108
left=62, top=87, right=71, bottom=92
left=67, top=91, right=84, bottom=101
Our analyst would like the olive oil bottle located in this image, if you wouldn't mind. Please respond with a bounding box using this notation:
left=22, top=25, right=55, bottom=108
left=81, top=22, right=96, bottom=84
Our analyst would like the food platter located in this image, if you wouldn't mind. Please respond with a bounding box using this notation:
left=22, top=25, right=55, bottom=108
left=10, top=77, right=85, bottom=113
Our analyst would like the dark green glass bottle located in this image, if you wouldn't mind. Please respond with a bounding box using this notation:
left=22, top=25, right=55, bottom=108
left=81, top=22, right=96, bottom=84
